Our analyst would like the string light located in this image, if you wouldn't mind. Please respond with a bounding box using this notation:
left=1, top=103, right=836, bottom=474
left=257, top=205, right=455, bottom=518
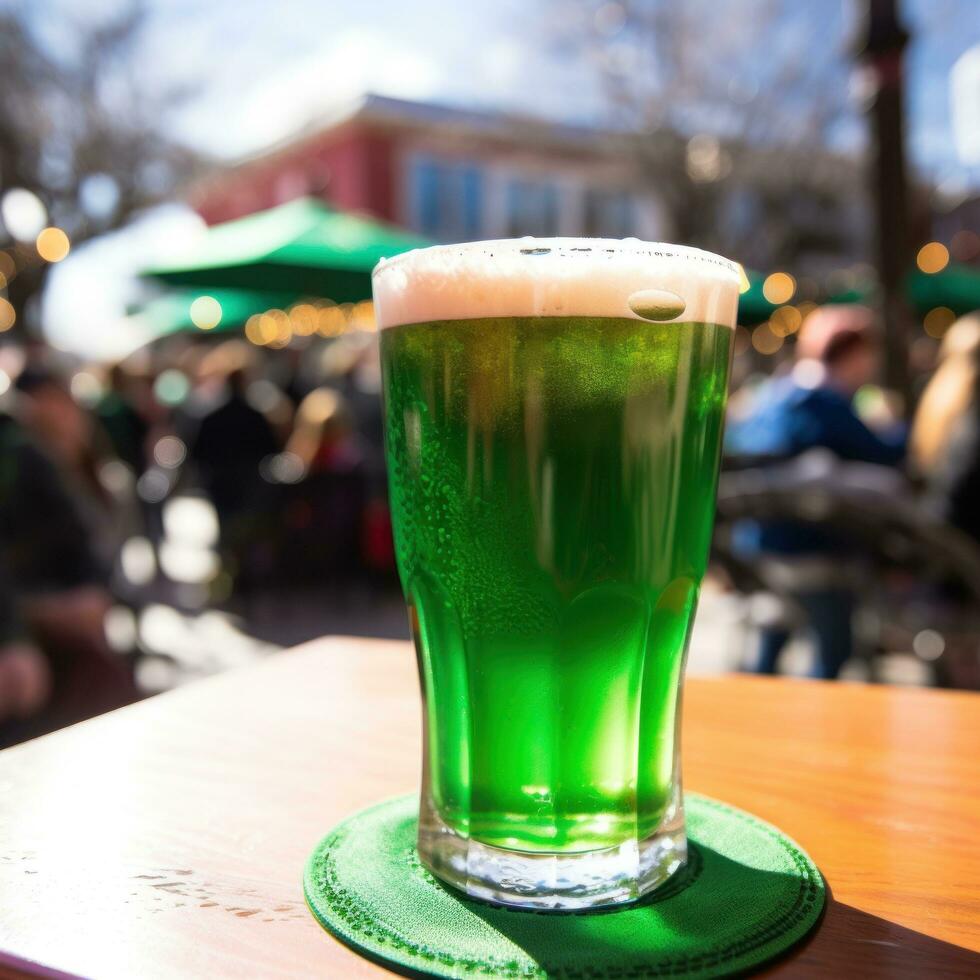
left=35, top=227, right=70, bottom=263
left=752, top=322, right=784, bottom=355
left=770, top=306, right=803, bottom=337
left=258, top=309, right=291, bottom=348
left=0, top=298, right=14, bottom=332
left=317, top=305, right=346, bottom=337
left=189, top=296, right=222, bottom=330
left=916, top=242, right=949, bottom=275
left=762, top=272, right=796, bottom=305
left=251, top=313, right=277, bottom=345
left=349, top=300, right=376, bottom=332
left=923, top=307, right=955, bottom=338
left=244, top=314, right=266, bottom=346
left=289, top=302, right=319, bottom=336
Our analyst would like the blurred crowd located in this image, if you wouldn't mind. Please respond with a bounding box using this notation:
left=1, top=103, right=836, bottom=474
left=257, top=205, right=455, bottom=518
left=724, top=306, right=980, bottom=689
left=0, top=329, right=395, bottom=745
left=2, top=304, right=980, bottom=744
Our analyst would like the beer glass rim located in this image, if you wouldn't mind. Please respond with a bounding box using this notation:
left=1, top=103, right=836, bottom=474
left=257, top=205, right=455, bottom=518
left=373, top=238, right=740, bottom=281
left=372, top=238, right=741, bottom=331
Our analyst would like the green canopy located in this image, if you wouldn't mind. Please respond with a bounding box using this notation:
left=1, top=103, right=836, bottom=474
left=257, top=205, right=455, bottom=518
left=142, top=197, right=432, bottom=299
left=737, top=271, right=778, bottom=325
left=745, top=262, right=980, bottom=324
left=134, top=288, right=302, bottom=337
left=823, top=263, right=980, bottom=316
left=907, top=263, right=980, bottom=316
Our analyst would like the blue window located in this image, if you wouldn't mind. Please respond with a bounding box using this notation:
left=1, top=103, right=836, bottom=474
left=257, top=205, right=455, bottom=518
left=409, top=156, right=484, bottom=241
left=460, top=167, right=482, bottom=240
left=584, top=188, right=634, bottom=239
left=415, top=159, right=442, bottom=238
left=506, top=180, right=559, bottom=237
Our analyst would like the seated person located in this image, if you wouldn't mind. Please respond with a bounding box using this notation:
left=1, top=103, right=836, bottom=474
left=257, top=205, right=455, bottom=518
left=726, top=306, right=906, bottom=679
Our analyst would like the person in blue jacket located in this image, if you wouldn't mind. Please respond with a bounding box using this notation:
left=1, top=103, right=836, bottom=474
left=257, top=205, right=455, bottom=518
left=726, top=305, right=906, bottom=678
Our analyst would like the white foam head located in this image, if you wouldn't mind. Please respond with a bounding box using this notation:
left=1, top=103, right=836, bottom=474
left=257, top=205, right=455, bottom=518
left=372, top=238, right=740, bottom=330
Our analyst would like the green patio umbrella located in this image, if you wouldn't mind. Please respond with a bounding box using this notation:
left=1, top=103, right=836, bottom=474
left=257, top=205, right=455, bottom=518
left=135, top=288, right=302, bottom=337
left=737, top=271, right=779, bottom=325
left=823, top=262, right=980, bottom=316
left=908, top=262, right=980, bottom=316
left=142, top=197, right=432, bottom=299
left=745, top=261, right=980, bottom=324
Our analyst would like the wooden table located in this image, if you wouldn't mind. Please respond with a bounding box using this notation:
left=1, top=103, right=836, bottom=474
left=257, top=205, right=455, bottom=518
left=0, top=638, right=977, bottom=979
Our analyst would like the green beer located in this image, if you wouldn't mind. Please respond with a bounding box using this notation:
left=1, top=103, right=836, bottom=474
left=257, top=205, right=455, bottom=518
left=374, top=242, right=739, bottom=908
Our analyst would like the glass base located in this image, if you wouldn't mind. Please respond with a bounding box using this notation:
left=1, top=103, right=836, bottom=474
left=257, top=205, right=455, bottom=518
left=417, top=798, right=687, bottom=911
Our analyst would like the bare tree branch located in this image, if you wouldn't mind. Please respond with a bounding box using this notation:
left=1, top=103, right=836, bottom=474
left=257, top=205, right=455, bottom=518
left=547, top=0, right=861, bottom=267
left=0, top=1, right=203, bottom=332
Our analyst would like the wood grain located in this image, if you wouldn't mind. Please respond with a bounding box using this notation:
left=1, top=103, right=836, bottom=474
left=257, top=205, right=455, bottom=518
left=0, top=638, right=977, bottom=979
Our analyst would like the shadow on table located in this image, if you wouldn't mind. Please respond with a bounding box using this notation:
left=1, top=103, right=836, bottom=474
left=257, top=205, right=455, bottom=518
left=462, top=844, right=980, bottom=979
left=800, top=894, right=980, bottom=978
left=463, top=842, right=812, bottom=976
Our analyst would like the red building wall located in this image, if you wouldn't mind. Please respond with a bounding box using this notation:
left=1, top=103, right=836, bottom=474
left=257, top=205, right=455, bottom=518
left=191, top=125, right=398, bottom=226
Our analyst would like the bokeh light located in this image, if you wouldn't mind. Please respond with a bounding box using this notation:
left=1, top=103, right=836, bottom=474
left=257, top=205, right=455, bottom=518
left=255, top=313, right=278, bottom=345
left=137, top=468, right=172, bottom=503
left=770, top=305, right=803, bottom=337
left=289, top=302, right=319, bottom=336
left=260, top=451, right=306, bottom=484
left=70, top=370, right=102, bottom=404
left=318, top=304, right=347, bottom=337
left=154, top=369, right=190, bottom=406
left=0, top=252, right=14, bottom=283
left=262, top=308, right=292, bottom=348
left=159, top=540, right=219, bottom=584
left=35, top=226, right=70, bottom=262
left=912, top=629, right=945, bottom=661
left=737, top=265, right=751, bottom=294
left=244, top=314, right=265, bottom=346
left=189, top=295, right=222, bottom=330
left=686, top=134, right=729, bottom=183
left=349, top=300, right=376, bottom=332
left=120, top=537, right=157, bottom=587
left=762, top=272, right=795, bottom=305
left=752, top=322, right=784, bottom=355
left=1, top=188, right=47, bottom=241
left=0, top=298, right=15, bottom=332
left=923, top=306, right=956, bottom=338
left=916, top=242, right=949, bottom=274
left=154, top=436, right=187, bottom=469
left=162, top=495, right=219, bottom=548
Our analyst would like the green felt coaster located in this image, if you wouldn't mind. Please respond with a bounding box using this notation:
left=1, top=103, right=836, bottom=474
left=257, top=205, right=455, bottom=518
left=304, top=793, right=825, bottom=979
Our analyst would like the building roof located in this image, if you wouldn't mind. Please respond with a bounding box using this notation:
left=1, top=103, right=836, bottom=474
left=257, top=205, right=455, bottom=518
left=238, top=93, right=618, bottom=163
left=190, top=91, right=864, bottom=203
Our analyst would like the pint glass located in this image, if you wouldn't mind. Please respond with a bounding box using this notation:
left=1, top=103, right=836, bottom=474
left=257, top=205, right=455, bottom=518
left=373, top=240, right=739, bottom=909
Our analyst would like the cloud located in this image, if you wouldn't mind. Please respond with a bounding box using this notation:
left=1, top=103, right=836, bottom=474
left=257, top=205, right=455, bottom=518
left=176, top=28, right=444, bottom=159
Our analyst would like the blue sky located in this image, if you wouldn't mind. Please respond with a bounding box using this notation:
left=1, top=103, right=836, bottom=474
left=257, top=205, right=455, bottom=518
left=175, top=0, right=974, bottom=184
left=25, top=0, right=980, bottom=176
left=18, top=0, right=980, bottom=355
